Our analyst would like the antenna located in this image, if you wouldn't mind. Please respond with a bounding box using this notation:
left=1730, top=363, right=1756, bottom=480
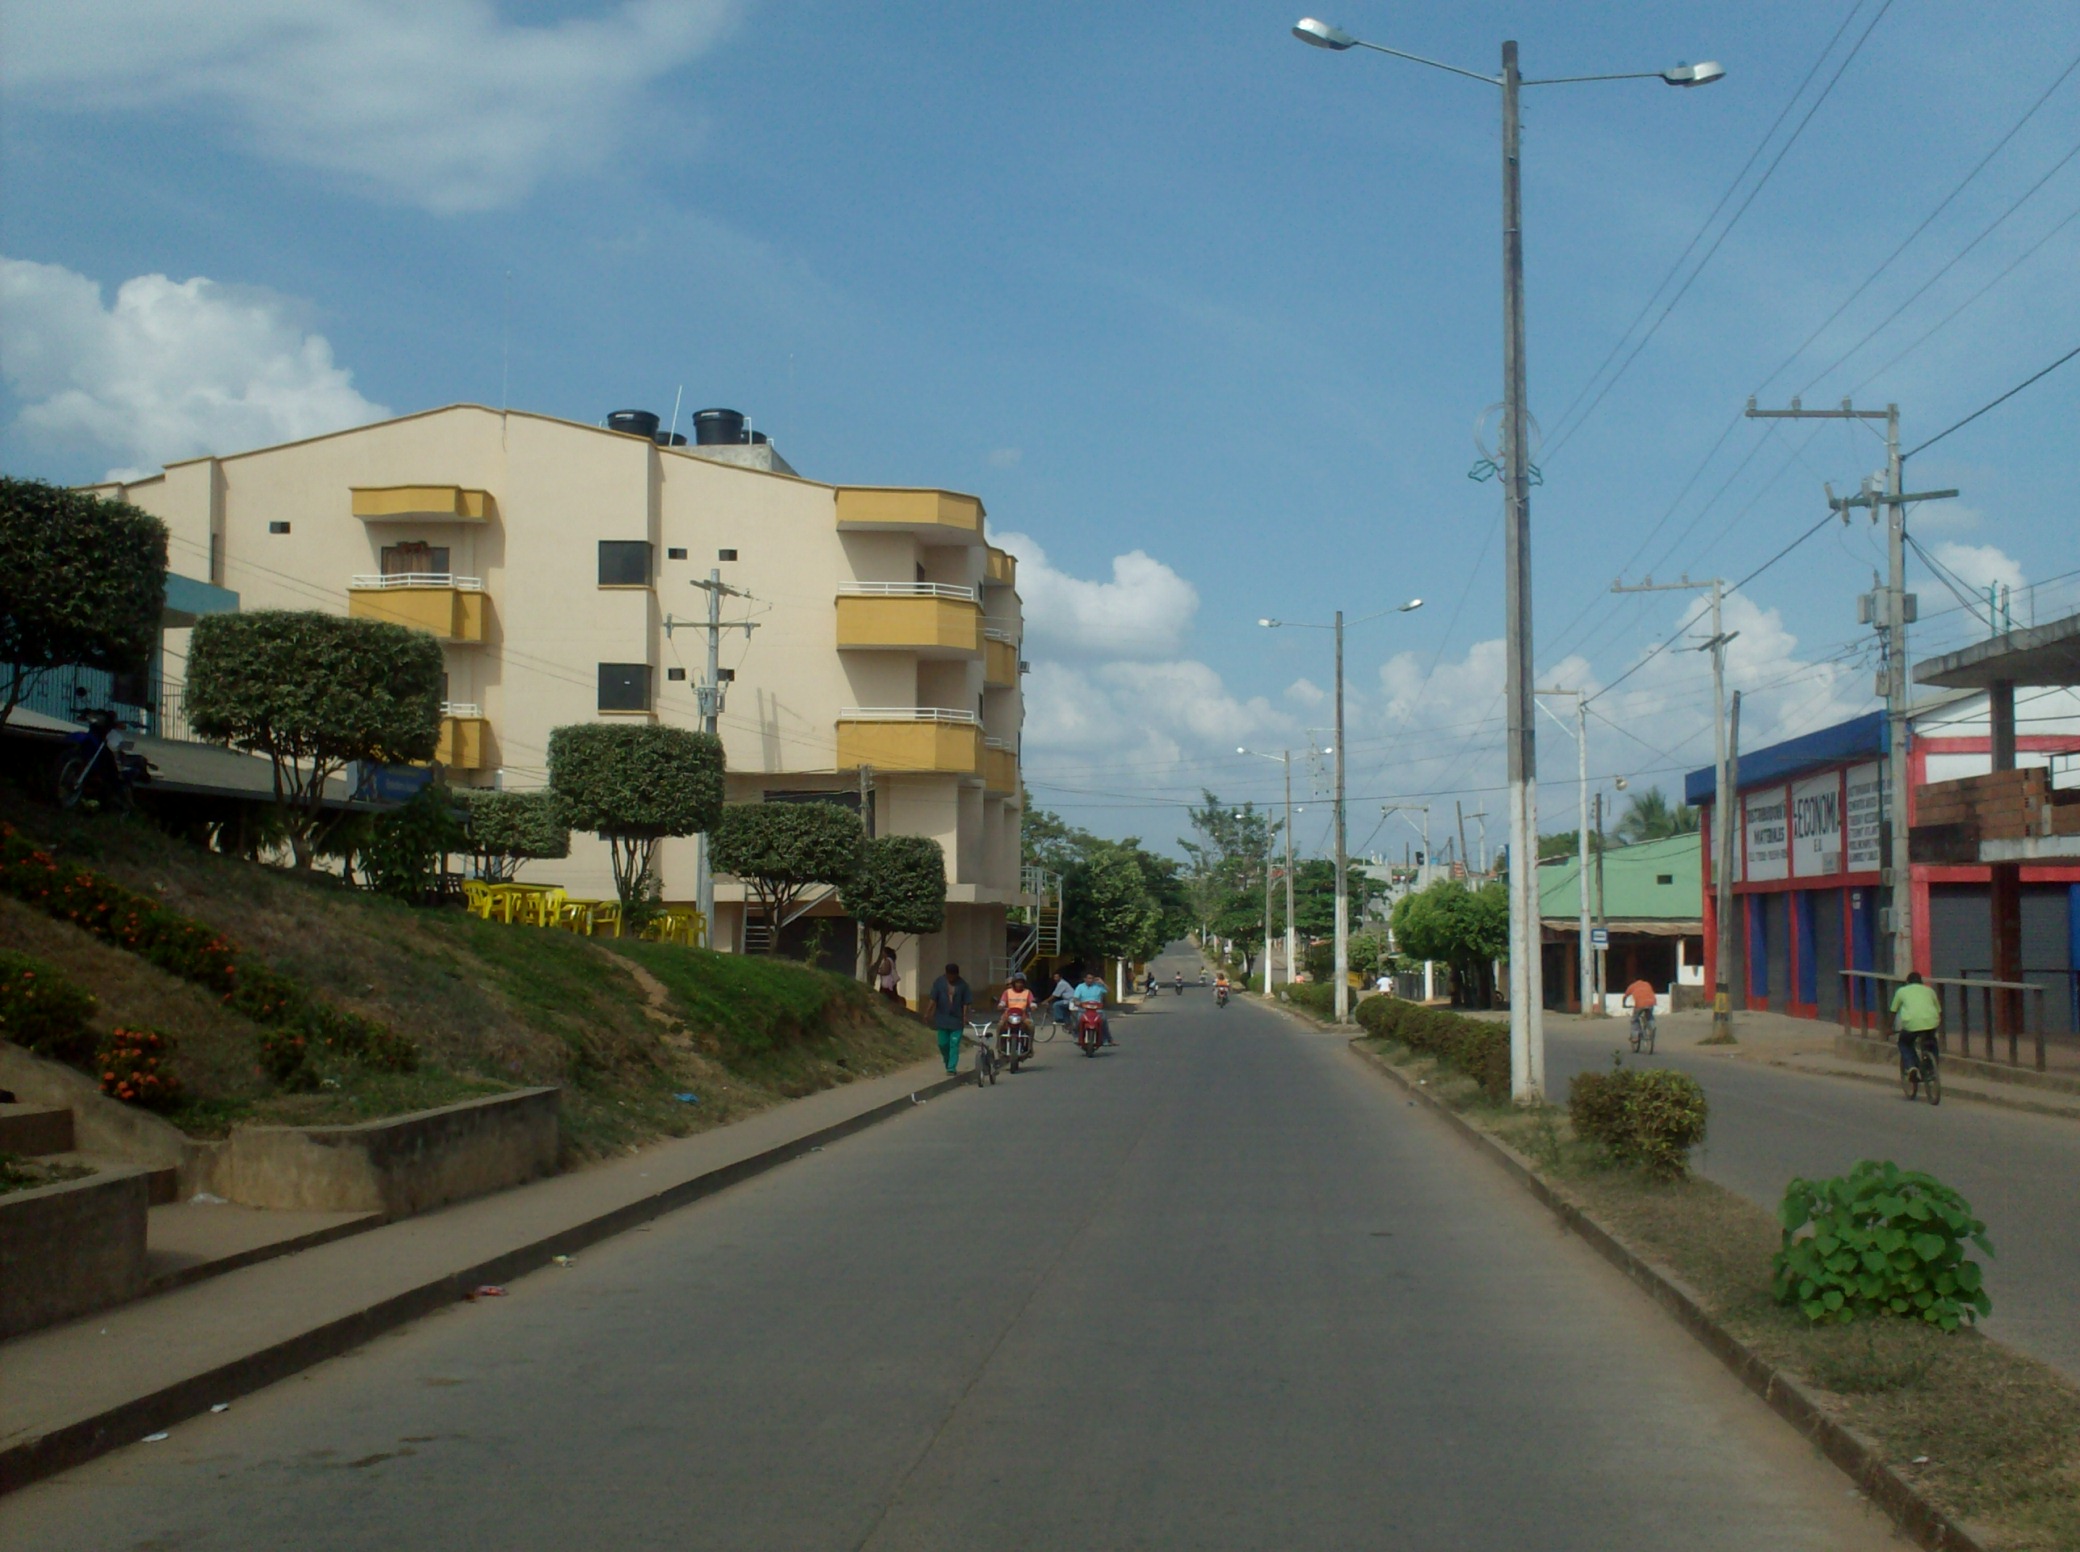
left=668, top=385, right=683, bottom=444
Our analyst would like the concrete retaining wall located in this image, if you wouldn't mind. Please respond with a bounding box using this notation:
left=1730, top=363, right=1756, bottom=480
left=207, top=1088, right=561, bottom=1218
left=0, top=1167, right=149, bottom=1341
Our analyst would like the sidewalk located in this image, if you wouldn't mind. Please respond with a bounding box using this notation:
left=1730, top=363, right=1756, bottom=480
left=0, top=1058, right=961, bottom=1493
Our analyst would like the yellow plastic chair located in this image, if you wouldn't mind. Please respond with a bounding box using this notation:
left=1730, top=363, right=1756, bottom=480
left=524, top=887, right=567, bottom=928
left=463, top=880, right=494, bottom=920
left=589, top=900, right=623, bottom=939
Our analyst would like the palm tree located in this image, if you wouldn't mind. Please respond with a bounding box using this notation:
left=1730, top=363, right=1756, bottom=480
left=1615, top=785, right=1699, bottom=845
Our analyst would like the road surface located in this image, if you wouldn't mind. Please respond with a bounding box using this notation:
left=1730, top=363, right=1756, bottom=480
left=2, top=951, right=1895, bottom=1551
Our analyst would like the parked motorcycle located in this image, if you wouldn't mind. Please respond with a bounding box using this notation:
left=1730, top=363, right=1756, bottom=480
left=1075, top=1003, right=1106, bottom=1057
left=54, top=708, right=154, bottom=811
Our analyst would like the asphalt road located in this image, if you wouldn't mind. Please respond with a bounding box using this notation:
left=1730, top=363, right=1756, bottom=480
left=3, top=950, right=1895, bottom=1551
left=1542, top=1015, right=2080, bottom=1379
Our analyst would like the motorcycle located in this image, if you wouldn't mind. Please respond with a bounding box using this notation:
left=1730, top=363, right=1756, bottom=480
left=1000, top=1007, right=1034, bottom=1072
left=1075, top=1003, right=1106, bottom=1057
left=55, top=708, right=154, bottom=811
left=1173, top=973, right=1184, bottom=996
left=1215, top=984, right=1230, bottom=1008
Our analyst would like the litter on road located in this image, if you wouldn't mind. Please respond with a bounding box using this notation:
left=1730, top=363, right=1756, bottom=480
left=142, top=1433, right=168, bottom=1443
left=467, top=1285, right=507, bottom=1300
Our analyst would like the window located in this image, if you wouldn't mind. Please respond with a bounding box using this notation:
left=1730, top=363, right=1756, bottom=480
left=666, top=666, right=686, bottom=682
left=1656, top=874, right=1674, bottom=885
left=381, top=542, right=448, bottom=576
left=666, top=546, right=688, bottom=560
left=598, top=540, right=652, bottom=587
left=268, top=521, right=291, bottom=535
left=597, top=663, right=652, bottom=712
left=718, top=548, right=738, bottom=561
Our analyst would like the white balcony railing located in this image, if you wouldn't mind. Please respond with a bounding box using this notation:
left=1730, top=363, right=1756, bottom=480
left=984, top=627, right=1017, bottom=644
left=986, top=737, right=1017, bottom=751
left=441, top=701, right=483, bottom=719
left=836, top=581, right=977, bottom=603
left=838, top=706, right=980, bottom=725
left=350, top=572, right=484, bottom=591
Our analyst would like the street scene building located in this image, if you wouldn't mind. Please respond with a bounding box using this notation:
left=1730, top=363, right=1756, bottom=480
left=89, top=404, right=1027, bottom=996
left=1537, top=833, right=1705, bottom=1014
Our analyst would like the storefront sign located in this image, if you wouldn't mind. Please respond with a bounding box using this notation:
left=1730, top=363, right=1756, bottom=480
left=1845, top=761, right=1884, bottom=872
left=1791, top=771, right=1843, bottom=876
left=1743, top=788, right=1789, bottom=881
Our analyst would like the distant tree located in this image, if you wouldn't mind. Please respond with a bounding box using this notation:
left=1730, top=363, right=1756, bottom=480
left=360, top=784, right=468, bottom=902
left=840, top=833, right=947, bottom=964
left=1615, top=786, right=1699, bottom=845
left=712, top=801, right=865, bottom=946
left=0, top=478, right=167, bottom=728
left=1391, top=878, right=1510, bottom=1008
left=549, top=724, right=725, bottom=908
left=458, top=789, right=571, bottom=883
left=1182, top=790, right=1279, bottom=972
left=1021, top=791, right=1092, bottom=874
left=1063, top=836, right=1191, bottom=969
left=187, top=611, right=443, bottom=868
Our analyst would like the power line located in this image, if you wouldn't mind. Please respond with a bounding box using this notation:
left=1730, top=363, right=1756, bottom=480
left=1905, top=341, right=2080, bottom=459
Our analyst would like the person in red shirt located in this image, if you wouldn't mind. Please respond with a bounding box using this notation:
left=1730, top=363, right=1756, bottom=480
left=1622, top=978, right=1658, bottom=1053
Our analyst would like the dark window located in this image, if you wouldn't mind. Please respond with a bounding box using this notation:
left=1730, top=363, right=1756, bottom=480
left=597, top=663, right=652, bottom=712
left=268, top=520, right=291, bottom=535
left=1656, top=873, right=1674, bottom=885
left=717, top=668, right=735, bottom=683
left=666, top=666, right=686, bottom=682
left=763, top=789, right=860, bottom=810
left=718, top=548, right=738, bottom=561
left=666, top=546, right=688, bottom=560
left=599, top=540, right=652, bottom=586
left=382, top=542, right=448, bottom=576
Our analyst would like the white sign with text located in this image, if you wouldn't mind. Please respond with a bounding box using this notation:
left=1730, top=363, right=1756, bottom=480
left=1791, top=771, right=1843, bottom=876
left=1744, top=787, right=1789, bottom=881
left=1845, top=761, right=1885, bottom=873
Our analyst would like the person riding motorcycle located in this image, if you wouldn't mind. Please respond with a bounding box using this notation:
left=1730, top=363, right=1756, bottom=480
left=1074, top=970, right=1112, bottom=1046
left=1144, top=969, right=1158, bottom=998
left=1173, top=970, right=1184, bottom=996
left=997, top=973, right=1037, bottom=1060
left=1214, top=971, right=1230, bottom=1007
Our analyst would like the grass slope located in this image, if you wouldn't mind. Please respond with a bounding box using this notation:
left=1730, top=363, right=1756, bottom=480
left=1, top=796, right=934, bottom=1159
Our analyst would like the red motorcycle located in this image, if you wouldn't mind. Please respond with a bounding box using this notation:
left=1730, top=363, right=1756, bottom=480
left=1000, top=1007, right=1034, bottom=1072
left=1075, top=1003, right=1105, bottom=1057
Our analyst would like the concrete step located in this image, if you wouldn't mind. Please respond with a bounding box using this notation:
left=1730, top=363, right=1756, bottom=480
left=40, top=1150, right=180, bottom=1205
left=0, top=1103, right=74, bottom=1157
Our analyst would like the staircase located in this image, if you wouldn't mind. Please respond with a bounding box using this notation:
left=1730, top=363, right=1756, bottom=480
left=995, top=866, right=1064, bottom=981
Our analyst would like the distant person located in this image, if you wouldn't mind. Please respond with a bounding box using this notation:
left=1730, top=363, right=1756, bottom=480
left=929, top=963, right=972, bottom=1075
left=874, top=950, right=900, bottom=1005
left=1890, top=971, right=1943, bottom=1075
left=1050, top=971, right=1076, bottom=1027
left=1075, top=967, right=1113, bottom=1046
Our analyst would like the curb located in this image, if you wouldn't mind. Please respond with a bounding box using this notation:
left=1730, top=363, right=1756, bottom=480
left=1345, top=1037, right=1991, bottom=1552
left=0, top=1073, right=967, bottom=1497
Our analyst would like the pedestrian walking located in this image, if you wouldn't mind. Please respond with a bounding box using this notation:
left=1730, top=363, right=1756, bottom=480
left=929, top=962, right=972, bottom=1075
left=874, top=950, right=901, bottom=1005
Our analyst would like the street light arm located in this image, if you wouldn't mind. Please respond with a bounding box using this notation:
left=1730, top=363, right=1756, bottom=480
left=1344, top=37, right=1501, bottom=85
left=1519, top=70, right=1667, bottom=85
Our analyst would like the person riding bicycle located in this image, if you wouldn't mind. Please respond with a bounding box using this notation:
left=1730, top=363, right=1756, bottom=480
left=1049, top=971, right=1075, bottom=1027
left=1890, top=971, right=1942, bottom=1076
left=997, top=973, right=1037, bottom=1057
left=1074, top=969, right=1112, bottom=1046
left=1622, top=979, right=1657, bottom=1024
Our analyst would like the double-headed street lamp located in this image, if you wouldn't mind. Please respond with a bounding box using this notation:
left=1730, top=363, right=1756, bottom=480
left=1261, top=598, right=1423, bottom=1023
left=1239, top=745, right=1299, bottom=994
left=1291, top=18, right=1722, bottom=1099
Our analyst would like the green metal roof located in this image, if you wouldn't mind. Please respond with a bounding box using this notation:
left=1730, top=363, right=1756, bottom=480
left=1538, top=833, right=1700, bottom=922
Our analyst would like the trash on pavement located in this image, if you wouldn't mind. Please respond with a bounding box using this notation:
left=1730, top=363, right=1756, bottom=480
left=190, top=1192, right=228, bottom=1205
left=552, top=1255, right=574, bottom=1269
left=467, top=1284, right=507, bottom=1300
left=210, top=1403, right=229, bottom=1413
left=671, top=1092, right=700, bottom=1104
left=143, top=1432, right=169, bottom=1442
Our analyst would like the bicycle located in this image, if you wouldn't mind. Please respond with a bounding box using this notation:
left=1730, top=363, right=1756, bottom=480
left=1900, top=1027, right=1942, bottom=1106
left=1628, top=1005, right=1656, bottom=1055
left=965, top=1018, right=1000, bottom=1088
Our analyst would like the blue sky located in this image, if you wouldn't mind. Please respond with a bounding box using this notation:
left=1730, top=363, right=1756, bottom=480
left=4, top=1, right=2077, bottom=860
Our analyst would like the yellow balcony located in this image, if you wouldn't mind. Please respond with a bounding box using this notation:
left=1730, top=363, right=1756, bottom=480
left=437, top=707, right=490, bottom=771
left=984, top=740, right=1017, bottom=794
left=984, top=633, right=1018, bottom=687
left=983, top=547, right=1016, bottom=588
left=351, top=486, right=491, bottom=523
left=835, top=585, right=981, bottom=656
left=836, top=710, right=983, bottom=776
left=835, top=487, right=984, bottom=544
left=347, top=575, right=486, bottom=643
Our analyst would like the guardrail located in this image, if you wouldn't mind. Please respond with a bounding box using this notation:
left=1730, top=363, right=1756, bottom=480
left=440, top=701, right=483, bottom=719
left=1840, top=968, right=2050, bottom=1070
left=349, top=573, right=484, bottom=591
left=835, top=581, right=977, bottom=603
left=837, top=706, right=980, bottom=724
left=984, top=627, right=1017, bottom=643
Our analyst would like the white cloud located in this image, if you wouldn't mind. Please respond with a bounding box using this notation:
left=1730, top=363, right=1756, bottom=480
left=987, top=447, right=1022, bottom=469
left=996, top=530, right=1199, bottom=662
left=1, top=256, right=387, bottom=479
left=1, top=0, right=736, bottom=214
left=1284, top=677, right=1325, bottom=708
left=1931, top=541, right=2025, bottom=595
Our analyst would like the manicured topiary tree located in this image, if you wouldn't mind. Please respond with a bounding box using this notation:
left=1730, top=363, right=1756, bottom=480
left=458, top=789, right=571, bottom=883
left=711, top=801, right=865, bottom=949
left=840, top=833, right=947, bottom=965
left=186, top=611, right=443, bottom=868
left=548, top=724, right=724, bottom=909
left=0, top=478, right=168, bottom=728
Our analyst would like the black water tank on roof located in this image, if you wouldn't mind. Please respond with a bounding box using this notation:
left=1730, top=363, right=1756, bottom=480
left=655, top=431, right=687, bottom=447
left=693, top=408, right=747, bottom=445
left=608, top=409, right=660, bottom=439
left=748, top=430, right=769, bottom=446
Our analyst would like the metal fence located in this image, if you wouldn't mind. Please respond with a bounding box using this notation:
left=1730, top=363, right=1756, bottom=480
left=1840, top=968, right=2053, bottom=1070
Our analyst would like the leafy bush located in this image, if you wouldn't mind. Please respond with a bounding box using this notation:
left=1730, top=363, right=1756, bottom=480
left=840, top=833, right=946, bottom=959
left=459, top=789, right=570, bottom=883
left=712, top=801, right=865, bottom=941
left=0, top=947, right=98, bottom=1065
left=1354, top=994, right=1511, bottom=1102
left=0, top=821, right=415, bottom=1083
left=1772, top=1160, right=1993, bottom=1331
left=98, top=1026, right=181, bottom=1109
left=1284, top=981, right=1335, bottom=1016
left=1567, top=1061, right=1709, bottom=1178
left=360, top=784, right=467, bottom=901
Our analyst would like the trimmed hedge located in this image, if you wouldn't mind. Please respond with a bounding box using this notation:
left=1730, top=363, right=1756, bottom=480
left=1353, top=994, right=1510, bottom=1103
left=1282, top=981, right=1336, bottom=1018
left=0, top=948, right=98, bottom=1065
left=1567, top=1062, right=1709, bottom=1178
left=0, top=822, right=415, bottom=1082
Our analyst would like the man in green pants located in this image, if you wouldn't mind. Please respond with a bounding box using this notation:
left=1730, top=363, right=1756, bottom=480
left=928, top=962, right=972, bottom=1075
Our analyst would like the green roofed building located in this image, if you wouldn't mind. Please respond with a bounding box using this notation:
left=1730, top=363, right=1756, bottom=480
left=1538, top=833, right=1703, bottom=1014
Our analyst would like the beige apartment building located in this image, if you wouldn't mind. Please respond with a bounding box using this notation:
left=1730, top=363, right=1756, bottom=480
left=93, top=404, right=1027, bottom=996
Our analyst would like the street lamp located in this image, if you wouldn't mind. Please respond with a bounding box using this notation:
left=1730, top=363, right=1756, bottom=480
left=1292, top=18, right=1721, bottom=1101
left=1240, top=745, right=1299, bottom=994
left=1261, top=597, right=1423, bottom=1022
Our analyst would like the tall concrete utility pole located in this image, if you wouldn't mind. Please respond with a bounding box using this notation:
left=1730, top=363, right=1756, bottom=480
left=1746, top=399, right=1954, bottom=977
left=1721, top=691, right=1742, bottom=1020
left=680, top=567, right=757, bottom=940
left=1610, top=575, right=1734, bottom=1036
left=1535, top=689, right=1591, bottom=1018
left=1334, top=609, right=1350, bottom=1023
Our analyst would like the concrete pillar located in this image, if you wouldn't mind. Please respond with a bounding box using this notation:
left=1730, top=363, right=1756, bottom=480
left=1989, top=679, right=2023, bottom=1036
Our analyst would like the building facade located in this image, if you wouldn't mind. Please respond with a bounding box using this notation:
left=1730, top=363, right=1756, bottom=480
left=1538, top=833, right=1705, bottom=1014
left=1686, top=694, right=2080, bottom=1031
left=92, top=404, right=1027, bottom=998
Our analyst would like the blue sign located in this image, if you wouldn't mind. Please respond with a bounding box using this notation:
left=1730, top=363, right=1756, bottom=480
left=1590, top=927, right=1610, bottom=949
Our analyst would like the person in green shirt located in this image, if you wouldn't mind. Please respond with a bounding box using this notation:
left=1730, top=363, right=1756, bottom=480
left=1889, top=971, right=1942, bottom=1075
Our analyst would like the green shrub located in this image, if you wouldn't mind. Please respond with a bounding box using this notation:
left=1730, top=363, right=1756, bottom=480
left=0, top=948, right=98, bottom=1065
left=1567, top=1061, right=1708, bottom=1177
left=98, top=1026, right=181, bottom=1109
left=1283, top=981, right=1335, bottom=1017
left=1772, top=1159, right=1993, bottom=1331
left=1354, top=993, right=1510, bottom=1102
left=360, top=784, right=467, bottom=901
